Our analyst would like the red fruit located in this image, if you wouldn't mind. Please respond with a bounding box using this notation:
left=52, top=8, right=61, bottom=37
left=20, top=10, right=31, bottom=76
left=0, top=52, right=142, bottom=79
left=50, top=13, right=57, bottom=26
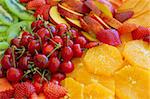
left=31, top=20, right=44, bottom=32
left=45, top=0, right=59, bottom=6
left=6, top=67, right=23, bottom=82
left=49, top=26, right=57, bottom=36
left=131, top=26, right=150, bottom=40
left=1, top=55, right=12, bottom=70
left=96, top=29, right=121, bottom=46
left=72, top=44, right=83, bottom=57
left=51, top=73, right=66, bottom=82
left=4, top=48, right=12, bottom=55
left=11, top=38, right=20, bottom=48
left=117, top=23, right=138, bottom=35
left=22, top=31, right=32, bottom=37
left=28, top=40, right=41, bottom=54
left=43, top=82, right=67, bottom=98
left=115, top=11, right=134, bottom=23
left=143, top=35, right=150, bottom=43
left=56, top=24, right=68, bottom=37
left=0, top=67, right=4, bottom=78
left=18, top=56, right=30, bottom=70
left=20, top=35, right=34, bottom=47
left=63, top=39, right=74, bottom=48
left=19, top=0, right=30, bottom=3
left=14, top=82, right=35, bottom=99
left=33, top=81, right=42, bottom=94
left=75, top=36, right=87, bottom=47
left=61, top=46, right=73, bottom=61
left=42, top=44, right=54, bottom=55
left=42, top=5, right=51, bottom=21
left=34, top=54, right=48, bottom=69
left=70, top=29, right=80, bottom=38
left=60, top=61, right=74, bottom=73
left=85, top=41, right=100, bottom=48
left=47, top=57, right=60, bottom=73
left=26, top=0, right=46, bottom=10
left=51, top=36, right=63, bottom=46
left=0, top=78, right=14, bottom=98
left=36, top=28, right=50, bottom=42
left=33, top=73, right=42, bottom=83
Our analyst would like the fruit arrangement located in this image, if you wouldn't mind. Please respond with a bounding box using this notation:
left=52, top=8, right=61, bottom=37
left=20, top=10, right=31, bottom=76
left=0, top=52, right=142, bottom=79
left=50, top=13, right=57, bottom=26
left=0, top=0, right=150, bottom=99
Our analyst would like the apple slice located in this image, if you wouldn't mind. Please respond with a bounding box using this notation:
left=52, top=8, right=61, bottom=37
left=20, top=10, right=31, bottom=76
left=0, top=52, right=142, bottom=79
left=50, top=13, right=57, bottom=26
left=93, top=0, right=113, bottom=17
left=65, top=17, right=82, bottom=29
left=57, top=4, right=83, bottom=19
left=84, top=0, right=102, bottom=16
left=100, top=14, right=122, bottom=29
left=81, top=31, right=98, bottom=42
left=49, top=6, right=69, bottom=26
left=89, top=13, right=110, bottom=29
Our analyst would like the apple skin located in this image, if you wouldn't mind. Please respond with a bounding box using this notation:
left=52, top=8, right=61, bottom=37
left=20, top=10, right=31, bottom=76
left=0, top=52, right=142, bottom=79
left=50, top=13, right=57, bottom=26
left=65, top=17, right=82, bottom=30
left=57, top=4, right=83, bottom=19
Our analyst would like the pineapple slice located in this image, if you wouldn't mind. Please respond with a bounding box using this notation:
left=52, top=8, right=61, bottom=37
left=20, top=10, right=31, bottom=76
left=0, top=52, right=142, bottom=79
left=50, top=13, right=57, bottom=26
left=114, top=65, right=150, bottom=99
left=123, top=40, right=150, bottom=69
left=83, top=44, right=123, bottom=76
left=84, top=82, right=115, bottom=99
left=62, top=78, right=84, bottom=99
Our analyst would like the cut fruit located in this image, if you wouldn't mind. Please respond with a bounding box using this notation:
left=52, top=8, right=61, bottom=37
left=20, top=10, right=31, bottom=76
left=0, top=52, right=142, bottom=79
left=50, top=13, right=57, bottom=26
left=65, top=17, right=81, bottom=29
left=83, top=44, right=123, bottom=76
left=81, top=31, right=98, bottom=42
left=69, top=59, right=115, bottom=93
left=84, top=82, right=114, bottom=99
left=123, top=40, right=150, bottom=69
left=57, top=4, right=83, bottom=19
left=89, top=13, right=110, bottom=29
left=62, top=77, right=84, bottom=99
left=100, top=14, right=122, bottom=29
left=114, top=65, right=150, bottom=99
left=93, top=0, right=113, bottom=17
left=49, top=6, right=69, bottom=26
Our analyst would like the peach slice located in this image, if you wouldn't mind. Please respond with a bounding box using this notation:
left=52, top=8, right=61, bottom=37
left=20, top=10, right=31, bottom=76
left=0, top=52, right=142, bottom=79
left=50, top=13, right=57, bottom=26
left=65, top=17, right=82, bottom=29
left=100, top=14, right=122, bottom=29
left=57, top=4, right=83, bottom=19
left=49, top=6, right=69, bottom=26
left=89, top=13, right=110, bottom=29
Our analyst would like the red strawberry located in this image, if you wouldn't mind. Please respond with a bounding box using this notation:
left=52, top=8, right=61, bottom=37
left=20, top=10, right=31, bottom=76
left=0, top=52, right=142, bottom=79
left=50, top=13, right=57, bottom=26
left=43, top=82, right=67, bottom=99
left=0, top=78, right=14, bottom=99
left=131, top=26, right=150, bottom=40
left=26, top=0, right=46, bottom=10
left=115, top=11, right=134, bottom=22
left=14, top=82, right=35, bottom=99
left=117, top=23, right=138, bottom=35
left=96, top=29, right=121, bottom=46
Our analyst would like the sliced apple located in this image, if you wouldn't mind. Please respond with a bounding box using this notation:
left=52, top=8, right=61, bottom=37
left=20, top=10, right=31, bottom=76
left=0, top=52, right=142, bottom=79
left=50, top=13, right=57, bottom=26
left=81, top=31, right=98, bottom=42
left=100, top=14, right=122, bottom=29
left=65, top=17, right=82, bottom=29
left=57, top=4, right=83, bottom=19
left=79, top=18, right=90, bottom=32
left=84, top=0, right=102, bottom=16
left=89, top=13, right=110, bottom=29
left=49, top=6, right=69, bottom=26
left=93, top=0, right=113, bottom=17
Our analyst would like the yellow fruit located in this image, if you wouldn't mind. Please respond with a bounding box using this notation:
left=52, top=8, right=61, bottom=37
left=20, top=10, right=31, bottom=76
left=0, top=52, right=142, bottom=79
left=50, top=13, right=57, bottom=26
left=123, top=40, right=150, bottom=69
left=62, top=78, right=84, bottom=99
left=114, top=65, right=150, bottom=99
left=83, top=44, right=123, bottom=76
left=84, top=82, right=115, bottom=99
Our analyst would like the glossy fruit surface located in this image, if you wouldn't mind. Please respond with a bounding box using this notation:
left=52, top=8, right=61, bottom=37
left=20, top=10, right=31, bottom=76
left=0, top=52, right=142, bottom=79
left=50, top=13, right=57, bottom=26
left=61, top=46, right=73, bottom=61
left=60, top=61, right=74, bottom=73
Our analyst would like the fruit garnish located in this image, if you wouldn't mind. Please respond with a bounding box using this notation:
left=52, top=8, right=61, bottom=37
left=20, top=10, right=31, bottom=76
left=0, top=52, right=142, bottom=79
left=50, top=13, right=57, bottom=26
left=26, top=0, right=46, bottom=10
left=43, top=82, right=67, bottom=98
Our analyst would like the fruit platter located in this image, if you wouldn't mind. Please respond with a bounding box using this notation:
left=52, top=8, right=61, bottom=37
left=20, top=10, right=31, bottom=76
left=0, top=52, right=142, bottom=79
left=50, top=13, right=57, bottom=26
left=0, top=0, right=149, bottom=98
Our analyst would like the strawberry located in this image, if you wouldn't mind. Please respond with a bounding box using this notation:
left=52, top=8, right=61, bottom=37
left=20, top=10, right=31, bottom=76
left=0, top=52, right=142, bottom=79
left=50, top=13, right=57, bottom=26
left=117, top=23, right=138, bottom=35
left=43, top=82, right=67, bottom=99
left=96, top=29, right=121, bottom=46
left=131, top=26, right=150, bottom=40
left=14, top=82, right=35, bottom=99
left=115, top=11, right=134, bottom=22
left=26, top=0, right=46, bottom=10
left=0, top=78, right=14, bottom=99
